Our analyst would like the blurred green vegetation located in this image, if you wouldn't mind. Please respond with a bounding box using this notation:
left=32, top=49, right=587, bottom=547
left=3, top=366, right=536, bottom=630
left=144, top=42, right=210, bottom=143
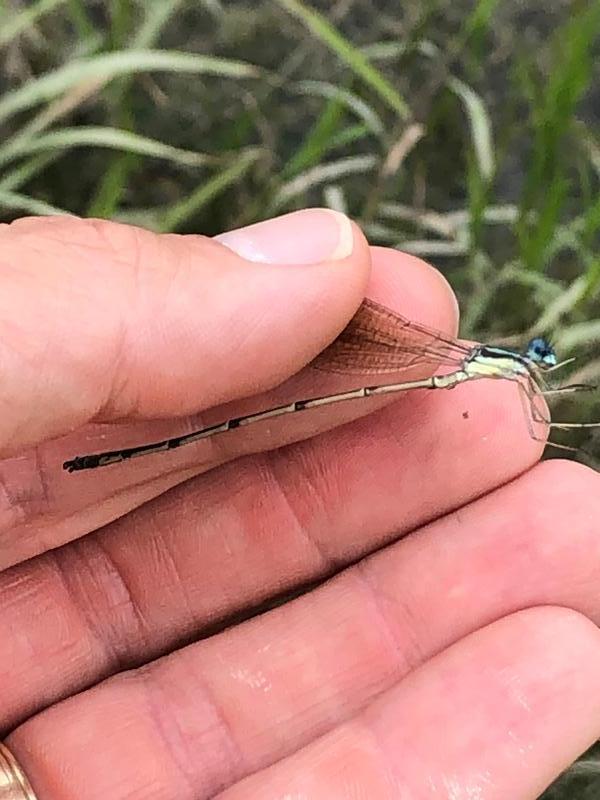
left=0, top=1, right=599, bottom=794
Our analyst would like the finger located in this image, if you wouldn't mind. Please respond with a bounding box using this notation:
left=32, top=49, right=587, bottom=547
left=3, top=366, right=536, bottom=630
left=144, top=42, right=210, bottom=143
left=1, top=245, right=458, bottom=566
left=0, top=210, right=369, bottom=454
left=3, top=457, right=597, bottom=761
left=211, top=608, right=600, bottom=799
left=6, top=607, right=600, bottom=799
left=0, top=363, right=553, bottom=728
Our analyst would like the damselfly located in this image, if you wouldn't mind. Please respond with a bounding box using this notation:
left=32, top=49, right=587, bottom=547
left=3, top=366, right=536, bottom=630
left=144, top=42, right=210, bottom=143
left=63, top=298, right=598, bottom=473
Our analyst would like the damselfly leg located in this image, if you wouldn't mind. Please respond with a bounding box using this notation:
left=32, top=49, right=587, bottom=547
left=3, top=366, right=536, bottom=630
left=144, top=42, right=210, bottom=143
left=509, top=369, right=600, bottom=455
left=513, top=378, right=579, bottom=453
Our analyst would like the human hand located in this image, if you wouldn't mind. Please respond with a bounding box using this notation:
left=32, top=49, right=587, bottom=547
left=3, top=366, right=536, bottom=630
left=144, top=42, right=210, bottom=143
left=1, top=210, right=599, bottom=799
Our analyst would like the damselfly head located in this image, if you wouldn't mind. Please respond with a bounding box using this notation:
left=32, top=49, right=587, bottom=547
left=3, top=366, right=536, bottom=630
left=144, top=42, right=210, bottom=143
left=524, top=337, right=557, bottom=369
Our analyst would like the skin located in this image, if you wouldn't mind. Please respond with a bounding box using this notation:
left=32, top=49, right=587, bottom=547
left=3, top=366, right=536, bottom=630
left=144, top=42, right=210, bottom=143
left=0, top=211, right=599, bottom=800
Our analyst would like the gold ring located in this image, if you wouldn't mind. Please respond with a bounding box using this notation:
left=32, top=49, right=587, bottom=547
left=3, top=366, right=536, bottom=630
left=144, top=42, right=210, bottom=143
left=0, top=743, right=38, bottom=800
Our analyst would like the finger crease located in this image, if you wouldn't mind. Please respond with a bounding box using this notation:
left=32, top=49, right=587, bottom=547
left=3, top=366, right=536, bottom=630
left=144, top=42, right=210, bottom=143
left=136, top=662, right=248, bottom=797
left=351, top=559, right=426, bottom=677
left=263, top=452, right=341, bottom=576
left=51, top=539, right=150, bottom=674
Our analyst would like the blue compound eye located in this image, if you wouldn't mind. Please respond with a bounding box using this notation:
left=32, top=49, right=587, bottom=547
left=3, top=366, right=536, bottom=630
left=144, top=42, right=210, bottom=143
left=526, top=337, right=557, bottom=368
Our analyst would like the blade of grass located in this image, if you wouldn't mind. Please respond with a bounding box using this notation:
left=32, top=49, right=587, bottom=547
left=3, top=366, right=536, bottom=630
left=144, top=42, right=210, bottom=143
left=447, top=76, right=494, bottom=181
left=454, top=0, right=501, bottom=69
left=135, top=0, right=188, bottom=48
left=325, top=123, right=370, bottom=151
left=0, top=127, right=217, bottom=170
left=158, top=148, right=262, bottom=232
left=0, top=190, right=70, bottom=217
left=396, top=239, right=470, bottom=257
left=8, top=76, right=111, bottom=147
left=466, top=154, right=490, bottom=255
left=272, top=153, right=377, bottom=211
left=581, top=195, right=600, bottom=253
left=526, top=275, right=589, bottom=336
left=517, top=1, right=600, bottom=270
left=463, top=0, right=500, bottom=41
left=560, top=320, right=600, bottom=354
left=291, top=80, right=385, bottom=138
left=66, top=0, right=97, bottom=39
left=380, top=203, right=459, bottom=238
left=323, top=185, right=348, bottom=214
left=578, top=253, right=600, bottom=305
left=85, top=111, right=138, bottom=218
left=239, top=122, right=369, bottom=226
left=0, top=153, right=59, bottom=192
left=108, top=0, right=133, bottom=51
left=0, top=0, right=69, bottom=49
left=0, top=50, right=260, bottom=126
left=111, top=207, right=165, bottom=229
left=361, top=42, right=408, bottom=62
left=275, top=0, right=410, bottom=120
left=361, top=123, right=424, bottom=223
left=282, top=93, right=347, bottom=179
left=88, top=0, right=189, bottom=217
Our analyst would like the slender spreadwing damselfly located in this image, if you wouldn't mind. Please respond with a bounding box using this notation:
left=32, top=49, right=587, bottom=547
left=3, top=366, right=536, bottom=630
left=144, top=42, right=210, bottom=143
left=63, top=298, right=599, bottom=473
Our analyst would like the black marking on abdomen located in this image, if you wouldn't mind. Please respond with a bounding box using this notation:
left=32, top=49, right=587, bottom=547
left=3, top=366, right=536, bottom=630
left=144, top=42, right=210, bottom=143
left=479, top=345, right=523, bottom=363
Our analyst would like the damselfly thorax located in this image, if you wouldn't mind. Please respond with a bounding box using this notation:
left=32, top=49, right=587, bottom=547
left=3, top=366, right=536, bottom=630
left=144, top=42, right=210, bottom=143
left=63, top=298, right=598, bottom=473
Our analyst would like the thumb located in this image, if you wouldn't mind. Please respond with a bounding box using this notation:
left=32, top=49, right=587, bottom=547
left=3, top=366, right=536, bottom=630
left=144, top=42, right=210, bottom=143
left=0, top=209, right=370, bottom=455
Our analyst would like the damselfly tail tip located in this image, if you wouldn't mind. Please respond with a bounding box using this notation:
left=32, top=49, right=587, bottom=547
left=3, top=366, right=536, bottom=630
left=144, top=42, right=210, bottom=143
left=63, top=456, right=85, bottom=473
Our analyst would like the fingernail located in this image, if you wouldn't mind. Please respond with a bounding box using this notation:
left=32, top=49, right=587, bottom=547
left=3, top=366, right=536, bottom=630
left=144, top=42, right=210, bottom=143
left=214, top=208, right=354, bottom=264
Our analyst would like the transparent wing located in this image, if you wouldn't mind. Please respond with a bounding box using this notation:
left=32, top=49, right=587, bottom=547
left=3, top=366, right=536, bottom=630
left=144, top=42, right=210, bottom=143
left=311, top=298, right=472, bottom=375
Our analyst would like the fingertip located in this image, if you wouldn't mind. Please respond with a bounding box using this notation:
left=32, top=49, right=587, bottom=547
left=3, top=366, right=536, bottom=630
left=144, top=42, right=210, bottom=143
left=368, top=247, right=460, bottom=337
left=214, top=208, right=361, bottom=266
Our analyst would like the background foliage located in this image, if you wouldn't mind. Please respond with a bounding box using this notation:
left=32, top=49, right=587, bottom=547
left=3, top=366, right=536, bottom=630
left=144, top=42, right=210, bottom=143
left=1, top=1, right=599, bottom=795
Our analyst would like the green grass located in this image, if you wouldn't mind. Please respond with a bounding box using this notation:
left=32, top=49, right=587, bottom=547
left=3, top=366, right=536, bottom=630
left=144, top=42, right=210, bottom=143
left=0, top=3, right=599, bottom=793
